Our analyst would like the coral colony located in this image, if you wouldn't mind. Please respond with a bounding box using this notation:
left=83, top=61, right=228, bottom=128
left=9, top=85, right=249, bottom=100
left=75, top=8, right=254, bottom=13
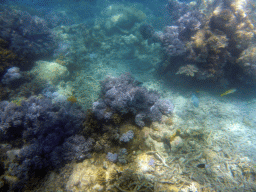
left=92, top=73, right=174, bottom=127
left=159, top=0, right=256, bottom=84
left=0, top=97, right=92, bottom=190
left=0, top=7, right=56, bottom=61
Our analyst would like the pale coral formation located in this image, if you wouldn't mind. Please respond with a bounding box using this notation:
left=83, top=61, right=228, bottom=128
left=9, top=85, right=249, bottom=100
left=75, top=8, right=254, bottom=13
left=176, top=64, right=199, bottom=77
left=31, top=61, right=69, bottom=85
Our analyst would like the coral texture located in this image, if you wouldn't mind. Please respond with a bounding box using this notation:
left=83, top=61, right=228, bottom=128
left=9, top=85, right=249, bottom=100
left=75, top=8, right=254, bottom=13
left=0, top=6, right=56, bottom=60
left=159, top=0, right=256, bottom=84
left=31, top=60, right=70, bottom=85
left=176, top=64, right=199, bottom=77
left=0, top=38, right=25, bottom=78
left=177, top=11, right=205, bottom=41
left=2, top=67, right=22, bottom=84
left=119, top=130, right=134, bottom=143
left=0, top=96, right=89, bottom=191
left=61, top=135, right=94, bottom=162
left=157, top=26, right=186, bottom=57
left=139, top=24, right=155, bottom=40
left=166, top=0, right=189, bottom=22
left=92, top=73, right=174, bottom=127
left=106, top=152, right=118, bottom=163
left=118, top=148, right=128, bottom=164
left=237, top=46, right=256, bottom=84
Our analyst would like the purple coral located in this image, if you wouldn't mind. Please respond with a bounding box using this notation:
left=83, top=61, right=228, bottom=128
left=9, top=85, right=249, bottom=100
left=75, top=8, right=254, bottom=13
left=177, top=11, right=205, bottom=41
left=148, top=157, right=155, bottom=167
left=0, top=96, right=88, bottom=191
left=120, top=130, right=134, bottom=143
left=106, top=148, right=128, bottom=164
left=157, top=26, right=186, bottom=57
left=2, top=67, right=22, bottom=84
left=135, top=113, right=147, bottom=127
left=106, top=152, right=118, bottom=163
left=61, top=135, right=94, bottom=162
left=155, top=99, right=175, bottom=115
left=0, top=6, right=56, bottom=60
left=92, top=73, right=174, bottom=127
left=166, top=0, right=189, bottom=22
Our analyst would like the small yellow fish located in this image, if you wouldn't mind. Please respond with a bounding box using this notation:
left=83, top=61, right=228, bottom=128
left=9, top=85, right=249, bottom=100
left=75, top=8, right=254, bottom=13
left=220, top=88, right=237, bottom=97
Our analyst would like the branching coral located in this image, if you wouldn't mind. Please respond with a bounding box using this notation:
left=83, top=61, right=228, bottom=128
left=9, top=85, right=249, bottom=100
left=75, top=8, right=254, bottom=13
left=177, top=11, right=206, bottom=41
left=156, top=26, right=186, bottom=57
left=186, top=29, right=229, bottom=80
left=176, top=64, right=199, bottom=77
left=0, top=96, right=88, bottom=191
left=92, top=73, right=174, bottom=127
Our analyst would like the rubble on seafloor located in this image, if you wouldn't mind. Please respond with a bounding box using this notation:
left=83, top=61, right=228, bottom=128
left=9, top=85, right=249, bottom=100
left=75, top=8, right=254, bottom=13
left=35, top=114, right=256, bottom=192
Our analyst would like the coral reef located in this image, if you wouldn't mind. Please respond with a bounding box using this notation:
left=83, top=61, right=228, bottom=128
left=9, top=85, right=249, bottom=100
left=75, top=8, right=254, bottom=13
left=106, top=152, right=118, bottom=163
left=139, top=24, right=155, bottom=40
left=236, top=45, right=256, bottom=84
left=31, top=60, right=69, bottom=85
left=0, top=1, right=254, bottom=191
left=166, top=0, right=189, bottom=22
left=0, top=6, right=56, bottom=62
left=2, top=67, right=22, bottom=85
left=117, top=148, right=128, bottom=164
left=113, top=168, right=154, bottom=191
left=156, top=26, right=186, bottom=57
left=186, top=28, right=229, bottom=80
left=209, top=8, right=254, bottom=53
left=176, top=64, right=199, bottom=77
left=61, top=135, right=94, bottom=162
left=0, top=96, right=88, bottom=191
left=159, top=0, right=256, bottom=84
left=67, top=95, right=78, bottom=104
left=0, top=38, right=25, bottom=78
left=177, top=11, right=206, bottom=41
left=6, top=72, right=47, bottom=101
left=119, top=130, right=134, bottom=143
left=186, top=3, right=254, bottom=81
left=92, top=73, right=174, bottom=127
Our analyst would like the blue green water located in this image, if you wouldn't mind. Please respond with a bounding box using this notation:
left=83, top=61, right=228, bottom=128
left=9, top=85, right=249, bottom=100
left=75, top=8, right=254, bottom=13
left=1, top=0, right=256, bottom=191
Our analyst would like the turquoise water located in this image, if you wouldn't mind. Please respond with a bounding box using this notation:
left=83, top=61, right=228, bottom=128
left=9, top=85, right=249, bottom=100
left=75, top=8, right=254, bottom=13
left=1, top=0, right=256, bottom=191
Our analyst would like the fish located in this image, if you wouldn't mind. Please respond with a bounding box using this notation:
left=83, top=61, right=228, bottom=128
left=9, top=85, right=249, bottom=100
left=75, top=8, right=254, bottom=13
left=197, top=163, right=206, bottom=168
left=197, top=163, right=210, bottom=169
left=220, top=88, right=237, bottom=97
left=191, top=93, right=199, bottom=107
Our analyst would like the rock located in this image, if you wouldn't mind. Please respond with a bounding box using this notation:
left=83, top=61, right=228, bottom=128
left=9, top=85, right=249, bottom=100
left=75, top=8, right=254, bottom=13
left=170, top=136, right=183, bottom=152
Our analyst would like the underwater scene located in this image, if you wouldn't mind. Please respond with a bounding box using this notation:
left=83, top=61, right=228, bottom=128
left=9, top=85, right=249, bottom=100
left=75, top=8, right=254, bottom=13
left=1, top=0, right=256, bottom=191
